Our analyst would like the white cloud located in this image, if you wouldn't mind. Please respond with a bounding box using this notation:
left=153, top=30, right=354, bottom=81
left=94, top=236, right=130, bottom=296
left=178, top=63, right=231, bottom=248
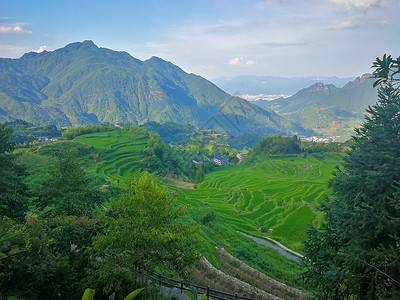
left=228, top=57, right=257, bottom=66
left=327, top=0, right=385, bottom=10
left=228, top=57, right=243, bottom=65
left=34, top=46, right=48, bottom=53
left=245, top=60, right=257, bottom=65
left=329, top=15, right=388, bottom=29
left=0, top=23, right=32, bottom=34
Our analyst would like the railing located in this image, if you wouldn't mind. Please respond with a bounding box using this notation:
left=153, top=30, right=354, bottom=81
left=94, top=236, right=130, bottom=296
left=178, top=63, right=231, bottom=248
left=148, top=271, right=267, bottom=300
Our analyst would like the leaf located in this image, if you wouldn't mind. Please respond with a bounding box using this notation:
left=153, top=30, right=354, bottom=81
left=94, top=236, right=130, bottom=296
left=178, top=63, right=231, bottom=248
left=109, top=292, right=115, bottom=300
left=0, top=233, right=20, bottom=245
left=183, top=290, right=196, bottom=300
left=199, top=294, right=208, bottom=300
left=7, top=297, right=20, bottom=300
left=81, top=288, right=96, bottom=300
left=124, top=288, right=144, bottom=300
left=190, top=285, right=198, bottom=298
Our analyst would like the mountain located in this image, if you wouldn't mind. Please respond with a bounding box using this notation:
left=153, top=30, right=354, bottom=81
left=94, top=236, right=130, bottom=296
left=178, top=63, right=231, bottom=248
left=254, top=74, right=377, bottom=140
left=0, top=40, right=309, bottom=137
left=211, top=75, right=355, bottom=95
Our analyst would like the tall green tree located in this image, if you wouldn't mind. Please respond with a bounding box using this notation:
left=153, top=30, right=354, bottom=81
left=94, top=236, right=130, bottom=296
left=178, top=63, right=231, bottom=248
left=91, top=172, right=199, bottom=296
left=303, top=55, right=400, bottom=299
left=35, top=151, right=103, bottom=215
left=0, top=124, right=28, bottom=220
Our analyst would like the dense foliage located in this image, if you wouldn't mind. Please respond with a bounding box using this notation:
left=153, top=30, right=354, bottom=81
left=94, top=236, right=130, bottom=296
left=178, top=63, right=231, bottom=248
left=140, top=130, right=198, bottom=179
left=249, top=134, right=301, bottom=156
left=91, top=172, right=199, bottom=295
left=0, top=123, right=199, bottom=299
left=142, top=121, right=195, bottom=144
left=0, top=124, right=28, bottom=220
left=303, top=55, right=400, bottom=298
left=62, top=123, right=115, bottom=140
left=5, top=119, right=61, bottom=146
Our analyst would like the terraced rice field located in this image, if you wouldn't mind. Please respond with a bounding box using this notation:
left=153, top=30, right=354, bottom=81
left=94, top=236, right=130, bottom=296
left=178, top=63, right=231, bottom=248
left=174, top=153, right=341, bottom=251
left=74, top=130, right=148, bottom=184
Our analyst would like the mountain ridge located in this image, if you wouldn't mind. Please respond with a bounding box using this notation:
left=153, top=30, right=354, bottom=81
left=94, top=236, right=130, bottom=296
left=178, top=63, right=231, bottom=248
left=0, top=41, right=308, bottom=137
left=254, top=75, right=377, bottom=140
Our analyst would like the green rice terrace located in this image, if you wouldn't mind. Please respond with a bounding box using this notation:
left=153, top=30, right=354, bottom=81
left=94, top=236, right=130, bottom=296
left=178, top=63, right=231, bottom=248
left=31, top=129, right=340, bottom=252
left=173, top=153, right=341, bottom=252
left=73, top=130, right=148, bottom=184
left=19, top=129, right=343, bottom=295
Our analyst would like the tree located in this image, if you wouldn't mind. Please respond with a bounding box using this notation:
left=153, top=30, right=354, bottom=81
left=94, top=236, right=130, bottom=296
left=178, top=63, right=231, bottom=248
left=91, top=172, right=199, bottom=296
left=0, top=124, right=28, bottom=220
left=35, top=150, right=103, bottom=215
left=303, top=55, right=400, bottom=299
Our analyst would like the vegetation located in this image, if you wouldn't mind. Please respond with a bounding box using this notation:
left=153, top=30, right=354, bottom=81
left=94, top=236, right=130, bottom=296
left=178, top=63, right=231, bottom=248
left=0, top=123, right=199, bottom=299
left=91, top=172, right=199, bottom=296
left=62, top=123, right=115, bottom=140
left=5, top=119, right=61, bottom=146
left=303, top=55, right=400, bottom=298
left=256, top=75, right=378, bottom=140
left=0, top=41, right=308, bottom=138
left=0, top=124, right=29, bottom=220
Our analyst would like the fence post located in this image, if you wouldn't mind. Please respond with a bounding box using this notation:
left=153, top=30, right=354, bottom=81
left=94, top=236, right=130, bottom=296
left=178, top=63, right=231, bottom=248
left=235, top=292, right=238, bottom=300
left=180, top=279, right=183, bottom=293
left=206, top=286, right=210, bottom=298
left=158, top=273, right=162, bottom=286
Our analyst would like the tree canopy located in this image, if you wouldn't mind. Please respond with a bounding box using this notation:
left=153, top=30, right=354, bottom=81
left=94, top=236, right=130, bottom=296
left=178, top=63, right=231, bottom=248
left=302, top=55, right=400, bottom=299
left=91, top=172, right=199, bottom=295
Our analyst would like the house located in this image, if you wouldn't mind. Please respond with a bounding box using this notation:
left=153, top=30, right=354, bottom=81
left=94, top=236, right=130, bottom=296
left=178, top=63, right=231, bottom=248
left=191, top=158, right=203, bottom=164
left=49, top=137, right=58, bottom=141
left=213, top=156, right=229, bottom=166
left=38, top=137, right=48, bottom=142
left=236, top=152, right=248, bottom=164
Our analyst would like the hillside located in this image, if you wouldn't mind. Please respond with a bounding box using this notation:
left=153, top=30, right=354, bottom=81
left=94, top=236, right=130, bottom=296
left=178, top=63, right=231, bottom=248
left=255, top=74, right=377, bottom=140
left=0, top=41, right=308, bottom=137
left=212, top=75, right=355, bottom=95
left=16, top=128, right=323, bottom=295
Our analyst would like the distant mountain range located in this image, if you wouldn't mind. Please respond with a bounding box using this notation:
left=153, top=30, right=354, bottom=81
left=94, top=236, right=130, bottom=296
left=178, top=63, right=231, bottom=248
left=254, top=74, right=378, bottom=140
left=211, top=75, right=356, bottom=95
left=0, top=41, right=308, bottom=137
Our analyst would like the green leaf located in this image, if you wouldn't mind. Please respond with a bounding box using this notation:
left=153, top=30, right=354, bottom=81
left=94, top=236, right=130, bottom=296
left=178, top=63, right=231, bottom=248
left=7, top=297, right=20, bottom=300
left=0, top=233, right=20, bottom=245
left=109, top=292, right=115, bottom=300
left=123, top=288, right=144, bottom=300
left=199, top=294, right=208, bottom=300
left=190, top=285, right=198, bottom=298
left=81, top=288, right=96, bottom=300
left=183, top=290, right=196, bottom=300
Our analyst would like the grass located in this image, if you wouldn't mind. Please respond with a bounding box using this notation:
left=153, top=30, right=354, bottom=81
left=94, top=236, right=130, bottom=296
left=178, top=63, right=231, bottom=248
left=174, top=153, right=341, bottom=251
left=73, top=130, right=148, bottom=184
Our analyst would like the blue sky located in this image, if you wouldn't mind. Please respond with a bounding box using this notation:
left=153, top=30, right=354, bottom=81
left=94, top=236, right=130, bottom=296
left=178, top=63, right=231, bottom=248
left=0, top=0, right=399, bottom=79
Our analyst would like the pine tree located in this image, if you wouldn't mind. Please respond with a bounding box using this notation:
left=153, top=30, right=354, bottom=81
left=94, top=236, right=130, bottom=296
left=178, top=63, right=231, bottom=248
left=303, top=55, right=400, bottom=299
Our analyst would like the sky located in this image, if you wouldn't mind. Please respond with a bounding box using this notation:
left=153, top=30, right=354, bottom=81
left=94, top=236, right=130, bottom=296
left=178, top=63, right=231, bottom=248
left=0, top=0, right=399, bottom=80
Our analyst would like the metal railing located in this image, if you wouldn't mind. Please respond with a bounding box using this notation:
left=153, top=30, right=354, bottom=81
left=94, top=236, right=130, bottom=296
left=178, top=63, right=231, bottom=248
left=148, top=271, right=267, bottom=300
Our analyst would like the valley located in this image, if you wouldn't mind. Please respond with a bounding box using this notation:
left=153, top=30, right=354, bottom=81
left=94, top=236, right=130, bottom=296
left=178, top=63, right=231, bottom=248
left=9, top=125, right=343, bottom=298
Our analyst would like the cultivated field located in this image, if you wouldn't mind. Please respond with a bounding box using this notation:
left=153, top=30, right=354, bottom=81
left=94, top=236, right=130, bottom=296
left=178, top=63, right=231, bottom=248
left=174, top=153, right=341, bottom=251
left=74, top=130, right=148, bottom=184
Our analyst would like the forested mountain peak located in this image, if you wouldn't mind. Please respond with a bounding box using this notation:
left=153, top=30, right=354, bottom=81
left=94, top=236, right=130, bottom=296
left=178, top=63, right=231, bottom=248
left=0, top=41, right=307, bottom=137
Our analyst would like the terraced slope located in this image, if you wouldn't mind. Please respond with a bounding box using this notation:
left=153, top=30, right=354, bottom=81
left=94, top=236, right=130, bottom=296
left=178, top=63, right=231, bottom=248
left=74, top=130, right=148, bottom=184
left=174, top=153, right=341, bottom=251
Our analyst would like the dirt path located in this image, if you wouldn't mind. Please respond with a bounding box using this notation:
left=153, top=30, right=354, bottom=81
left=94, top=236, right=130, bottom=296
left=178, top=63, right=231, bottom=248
left=30, top=140, right=66, bottom=153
